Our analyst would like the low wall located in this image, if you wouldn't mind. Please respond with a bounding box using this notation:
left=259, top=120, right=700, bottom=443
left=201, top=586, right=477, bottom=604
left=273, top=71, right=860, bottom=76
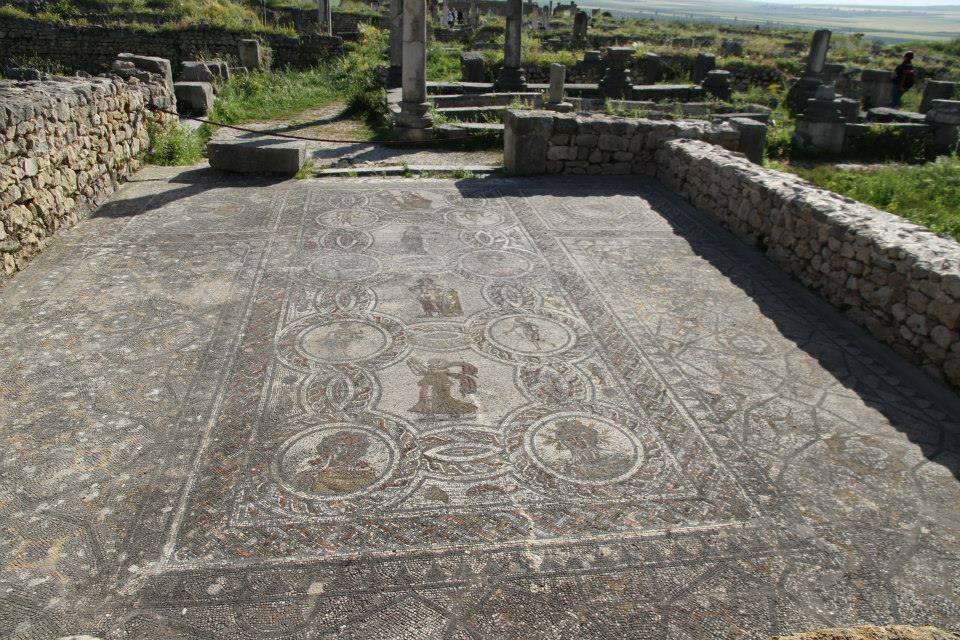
left=0, top=17, right=343, bottom=73
left=503, top=110, right=960, bottom=391
left=0, top=75, right=175, bottom=277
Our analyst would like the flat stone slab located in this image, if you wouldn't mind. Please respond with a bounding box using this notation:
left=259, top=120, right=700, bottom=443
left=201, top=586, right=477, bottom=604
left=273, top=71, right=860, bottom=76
left=1, top=170, right=958, bottom=638
left=207, top=136, right=307, bottom=174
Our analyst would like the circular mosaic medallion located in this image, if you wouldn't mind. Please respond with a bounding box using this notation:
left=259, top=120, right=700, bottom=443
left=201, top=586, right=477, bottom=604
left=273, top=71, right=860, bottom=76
left=444, top=207, right=506, bottom=228
left=275, top=313, right=408, bottom=371
left=486, top=314, right=575, bottom=357
left=300, top=319, right=388, bottom=364
left=319, top=228, right=374, bottom=251
left=420, top=424, right=510, bottom=481
left=317, top=208, right=382, bottom=229
left=459, top=249, right=536, bottom=280
left=266, top=414, right=421, bottom=515
left=724, top=332, right=774, bottom=357
left=505, top=403, right=665, bottom=500
left=277, top=424, right=398, bottom=499
left=524, top=412, right=643, bottom=486
left=309, top=252, right=381, bottom=282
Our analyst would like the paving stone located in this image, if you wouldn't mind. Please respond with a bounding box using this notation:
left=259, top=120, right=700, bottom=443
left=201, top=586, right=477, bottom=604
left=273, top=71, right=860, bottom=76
left=0, top=169, right=958, bottom=639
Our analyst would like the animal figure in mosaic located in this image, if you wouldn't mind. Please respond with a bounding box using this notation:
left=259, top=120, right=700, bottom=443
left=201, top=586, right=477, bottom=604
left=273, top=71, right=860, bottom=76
left=411, top=277, right=463, bottom=317
left=549, top=419, right=634, bottom=480
left=290, top=430, right=378, bottom=495
left=401, top=226, right=428, bottom=254
left=407, top=358, right=479, bottom=418
left=504, top=318, right=561, bottom=351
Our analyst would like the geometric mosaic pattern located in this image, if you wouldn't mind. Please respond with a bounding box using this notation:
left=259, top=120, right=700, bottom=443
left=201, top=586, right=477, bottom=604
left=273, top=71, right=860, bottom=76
left=0, top=168, right=958, bottom=639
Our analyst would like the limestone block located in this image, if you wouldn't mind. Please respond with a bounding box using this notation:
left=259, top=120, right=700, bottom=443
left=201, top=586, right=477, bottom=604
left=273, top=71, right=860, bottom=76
left=207, top=137, right=307, bottom=174
left=504, top=110, right=553, bottom=176
left=920, top=80, right=957, bottom=113
left=460, top=51, right=486, bottom=83
left=180, top=61, right=216, bottom=83
left=174, top=82, right=214, bottom=115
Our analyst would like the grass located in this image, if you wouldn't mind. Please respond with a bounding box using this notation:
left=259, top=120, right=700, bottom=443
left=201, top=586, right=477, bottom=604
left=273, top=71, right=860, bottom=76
left=777, top=157, right=960, bottom=240
left=147, top=122, right=206, bottom=165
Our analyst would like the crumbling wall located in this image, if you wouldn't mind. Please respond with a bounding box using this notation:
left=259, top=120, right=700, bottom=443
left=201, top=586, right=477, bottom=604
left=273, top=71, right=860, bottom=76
left=0, top=17, right=343, bottom=74
left=0, top=75, right=175, bottom=277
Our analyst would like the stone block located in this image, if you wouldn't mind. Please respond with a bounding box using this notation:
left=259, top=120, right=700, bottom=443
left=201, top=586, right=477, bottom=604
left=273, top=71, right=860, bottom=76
left=117, top=53, right=174, bottom=94
left=920, top=80, right=957, bottom=113
left=926, top=99, right=960, bottom=125
left=504, top=110, right=554, bottom=176
left=239, top=39, right=264, bottom=71
left=180, top=61, right=216, bottom=83
left=174, top=82, right=214, bottom=115
left=460, top=51, right=486, bottom=83
left=207, top=137, right=307, bottom=174
left=729, top=117, right=767, bottom=164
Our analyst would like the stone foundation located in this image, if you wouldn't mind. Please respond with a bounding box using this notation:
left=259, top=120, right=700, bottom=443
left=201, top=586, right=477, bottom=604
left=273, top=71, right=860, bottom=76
left=503, top=110, right=960, bottom=392
left=0, top=75, right=175, bottom=276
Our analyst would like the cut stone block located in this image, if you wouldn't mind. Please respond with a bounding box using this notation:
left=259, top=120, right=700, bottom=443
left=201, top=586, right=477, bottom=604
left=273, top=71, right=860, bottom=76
left=117, top=53, right=173, bottom=93
left=180, top=61, right=215, bottom=83
left=207, top=137, right=307, bottom=174
left=174, top=81, right=214, bottom=115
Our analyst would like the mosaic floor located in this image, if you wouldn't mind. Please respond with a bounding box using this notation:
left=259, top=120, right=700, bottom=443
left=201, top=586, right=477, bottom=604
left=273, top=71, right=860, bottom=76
left=1, top=168, right=959, bottom=639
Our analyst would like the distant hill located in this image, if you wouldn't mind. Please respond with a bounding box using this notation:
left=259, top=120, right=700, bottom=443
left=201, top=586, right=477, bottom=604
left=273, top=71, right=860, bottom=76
left=581, top=0, right=960, bottom=41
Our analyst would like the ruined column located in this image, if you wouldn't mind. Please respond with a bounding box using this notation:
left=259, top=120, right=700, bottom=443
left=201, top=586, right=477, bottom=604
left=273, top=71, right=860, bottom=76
left=495, top=0, right=527, bottom=91
left=388, top=0, right=403, bottom=87
left=860, top=69, right=894, bottom=109
left=572, top=10, right=588, bottom=45
left=794, top=85, right=847, bottom=154
left=703, top=69, right=732, bottom=101
left=920, top=80, right=958, bottom=113
left=692, top=52, right=716, bottom=84
left=394, top=0, right=432, bottom=139
left=546, top=63, right=573, bottom=112
left=642, top=52, right=661, bottom=85
left=925, top=99, right=960, bottom=154
left=598, top=46, right=633, bottom=99
left=804, top=29, right=831, bottom=76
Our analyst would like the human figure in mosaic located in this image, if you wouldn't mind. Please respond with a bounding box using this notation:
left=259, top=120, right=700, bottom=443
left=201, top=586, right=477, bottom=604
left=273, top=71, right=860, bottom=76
left=407, top=358, right=478, bottom=418
left=401, top=225, right=428, bottom=254
left=291, top=431, right=378, bottom=495
left=411, top=277, right=463, bottom=317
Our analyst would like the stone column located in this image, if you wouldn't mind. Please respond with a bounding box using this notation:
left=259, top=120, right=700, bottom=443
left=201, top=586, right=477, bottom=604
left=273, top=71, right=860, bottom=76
left=920, top=80, right=958, bottom=113
left=238, top=39, right=263, bottom=70
left=598, top=47, right=633, bottom=99
left=794, top=85, right=847, bottom=154
left=804, top=29, right=831, bottom=76
left=642, top=53, right=660, bottom=85
left=860, top=69, right=894, bottom=109
left=388, top=0, right=403, bottom=87
left=546, top=63, right=573, bottom=112
left=692, top=52, right=716, bottom=84
left=495, top=0, right=527, bottom=91
left=926, top=99, right=960, bottom=154
left=703, top=69, right=732, bottom=101
left=572, top=10, right=588, bottom=44
left=394, top=0, right=432, bottom=139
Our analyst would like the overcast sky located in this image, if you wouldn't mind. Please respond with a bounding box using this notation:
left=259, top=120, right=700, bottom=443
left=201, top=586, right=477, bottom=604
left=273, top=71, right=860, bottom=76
left=757, top=0, right=959, bottom=5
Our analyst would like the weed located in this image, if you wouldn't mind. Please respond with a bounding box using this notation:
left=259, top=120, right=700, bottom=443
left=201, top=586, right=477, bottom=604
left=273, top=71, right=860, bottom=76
left=294, top=159, right=316, bottom=179
left=147, top=122, right=205, bottom=165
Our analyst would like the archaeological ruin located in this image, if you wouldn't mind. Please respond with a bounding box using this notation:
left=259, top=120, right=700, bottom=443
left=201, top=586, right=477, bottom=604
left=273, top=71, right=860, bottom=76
left=1, top=2, right=960, bottom=638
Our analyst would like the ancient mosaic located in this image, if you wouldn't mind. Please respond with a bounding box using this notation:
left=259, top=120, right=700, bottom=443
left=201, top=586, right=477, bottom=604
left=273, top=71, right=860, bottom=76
left=0, top=172, right=958, bottom=639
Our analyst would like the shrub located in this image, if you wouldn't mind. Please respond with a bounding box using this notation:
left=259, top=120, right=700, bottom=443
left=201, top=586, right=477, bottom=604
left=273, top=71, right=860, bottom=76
left=0, top=4, right=31, bottom=18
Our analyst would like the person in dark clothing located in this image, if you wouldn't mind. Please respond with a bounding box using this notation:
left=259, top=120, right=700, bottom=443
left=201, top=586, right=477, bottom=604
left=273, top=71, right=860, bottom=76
left=891, top=51, right=916, bottom=108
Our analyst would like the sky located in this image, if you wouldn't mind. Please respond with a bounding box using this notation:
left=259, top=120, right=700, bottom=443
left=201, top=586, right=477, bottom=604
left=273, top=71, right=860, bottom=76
left=756, top=0, right=960, bottom=5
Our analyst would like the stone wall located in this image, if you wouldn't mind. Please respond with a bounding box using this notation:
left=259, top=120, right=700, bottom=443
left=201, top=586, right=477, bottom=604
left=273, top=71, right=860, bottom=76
left=503, top=110, right=755, bottom=176
left=502, top=109, right=960, bottom=391
left=657, top=138, right=960, bottom=390
left=0, top=17, right=342, bottom=73
left=0, top=74, right=175, bottom=276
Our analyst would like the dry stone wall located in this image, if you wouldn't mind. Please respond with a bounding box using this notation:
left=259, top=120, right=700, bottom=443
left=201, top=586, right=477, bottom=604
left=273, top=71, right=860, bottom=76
left=0, top=17, right=342, bottom=73
left=657, top=138, right=960, bottom=390
left=503, top=110, right=960, bottom=392
left=0, top=74, right=174, bottom=276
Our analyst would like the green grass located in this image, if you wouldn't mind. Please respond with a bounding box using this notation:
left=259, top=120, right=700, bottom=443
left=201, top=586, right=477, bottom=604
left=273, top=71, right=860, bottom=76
left=147, top=122, right=205, bottom=165
left=778, top=157, right=960, bottom=240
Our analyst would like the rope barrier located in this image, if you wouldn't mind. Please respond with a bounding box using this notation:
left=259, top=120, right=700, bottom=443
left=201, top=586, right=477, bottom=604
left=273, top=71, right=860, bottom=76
left=150, top=106, right=497, bottom=146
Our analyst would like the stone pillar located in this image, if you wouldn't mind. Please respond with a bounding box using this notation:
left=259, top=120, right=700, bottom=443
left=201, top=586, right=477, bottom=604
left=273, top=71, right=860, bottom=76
left=821, top=62, right=845, bottom=87
left=394, top=0, right=432, bottom=139
left=504, top=110, right=553, bottom=175
left=642, top=53, right=661, bottom=85
left=495, top=0, right=527, bottom=91
left=836, top=97, right=860, bottom=123
left=598, top=47, right=633, bottom=99
left=729, top=117, right=767, bottom=164
left=572, top=10, right=588, bottom=44
left=925, top=99, right=960, bottom=154
left=703, top=70, right=732, bottom=101
left=460, top=51, right=486, bottom=83
left=238, top=39, right=263, bottom=71
left=388, top=0, right=403, bottom=87
left=920, top=80, right=958, bottom=113
left=804, top=29, right=831, bottom=76
left=860, top=69, right=894, bottom=109
left=692, top=52, right=716, bottom=84
left=794, top=85, right=847, bottom=154
left=469, top=0, right=479, bottom=26
left=546, top=63, right=573, bottom=112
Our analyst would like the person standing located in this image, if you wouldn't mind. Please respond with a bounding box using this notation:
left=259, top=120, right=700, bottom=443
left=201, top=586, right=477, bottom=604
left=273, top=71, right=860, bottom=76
left=891, top=51, right=916, bottom=108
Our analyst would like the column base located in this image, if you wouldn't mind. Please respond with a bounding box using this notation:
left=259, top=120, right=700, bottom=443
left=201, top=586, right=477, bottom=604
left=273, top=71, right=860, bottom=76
left=546, top=101, right=574, bottom=113
left=393, top=101, right=434, bottom=139
left=495, top=67, right=527, bottom=92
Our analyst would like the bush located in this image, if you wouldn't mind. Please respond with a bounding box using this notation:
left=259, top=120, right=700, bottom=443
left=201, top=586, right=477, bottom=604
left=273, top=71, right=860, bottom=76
left=147, top=122, right=205, bottom=165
